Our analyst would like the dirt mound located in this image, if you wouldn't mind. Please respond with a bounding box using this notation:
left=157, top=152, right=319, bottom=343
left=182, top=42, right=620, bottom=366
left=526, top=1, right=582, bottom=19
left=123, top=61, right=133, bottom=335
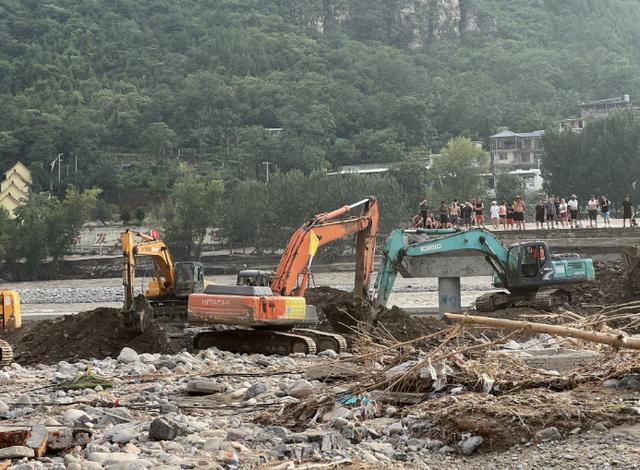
left=2, top=307, right=182, bottom=365
left=570, top=261, right=640, bottom=305
left=305, top=287, right=448, bottom=344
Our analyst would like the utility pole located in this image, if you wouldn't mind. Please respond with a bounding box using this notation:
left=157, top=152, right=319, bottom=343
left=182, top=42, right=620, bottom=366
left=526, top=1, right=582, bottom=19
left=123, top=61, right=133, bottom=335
left=50, top=153, right=63, bottom=195
left=262, top=161, right=272, bottom=183
left=74, top=154, right=78, bottom=186
left=57, top=153, right=63, bottom=193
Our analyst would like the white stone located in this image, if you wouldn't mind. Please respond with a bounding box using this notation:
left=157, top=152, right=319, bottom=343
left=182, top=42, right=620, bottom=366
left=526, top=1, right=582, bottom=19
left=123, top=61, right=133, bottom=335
left=103, top=453, right=139, bottom=465
left=63, top=409, right=90, bottom=424
left=117, top=347, right=140, bottom=364
left=104, top=423, right=138, bottom=443
left=0, top=446, right=35, bottom=459
left=88, top=452, right=110, bottom=464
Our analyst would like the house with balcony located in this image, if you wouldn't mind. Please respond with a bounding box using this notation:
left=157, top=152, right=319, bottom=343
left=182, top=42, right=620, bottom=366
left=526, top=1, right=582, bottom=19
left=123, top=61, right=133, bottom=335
left=489, top=130, right=544, bottom=172
left=560, top=94, right=636, bottom=132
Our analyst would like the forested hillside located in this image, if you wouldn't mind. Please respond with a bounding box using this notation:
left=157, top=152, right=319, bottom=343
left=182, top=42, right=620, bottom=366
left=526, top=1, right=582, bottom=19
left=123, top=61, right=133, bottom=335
left=1, top=0, right=640, bottom=202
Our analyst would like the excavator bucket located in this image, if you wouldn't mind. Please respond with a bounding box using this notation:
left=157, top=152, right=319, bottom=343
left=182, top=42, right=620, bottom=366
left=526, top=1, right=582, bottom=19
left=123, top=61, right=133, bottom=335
left=119, top=295, right=153, bottom=334
left=622, top=246, right=640, bottom=275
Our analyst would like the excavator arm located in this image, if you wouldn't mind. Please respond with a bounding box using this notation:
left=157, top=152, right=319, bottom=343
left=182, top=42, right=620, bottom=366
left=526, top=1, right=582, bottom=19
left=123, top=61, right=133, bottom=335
left=270, top=197, right=379, bottom=297
left=121, top=229, right=177, bottom=311
left=372, top=228, right=510, bottom=307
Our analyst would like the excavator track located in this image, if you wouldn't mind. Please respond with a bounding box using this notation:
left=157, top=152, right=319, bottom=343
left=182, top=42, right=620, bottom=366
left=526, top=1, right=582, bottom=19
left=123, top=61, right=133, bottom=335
left=475, top=291, right=513, bottom=312
left=0, top=340, right=13, bottom=368
left=293, top=328, right=348, bottom=353
left=527, top=288, right=572, bottom=310
left=475, top=289, right=572, bottom=312
left=190, top=328, right=317, bottom=355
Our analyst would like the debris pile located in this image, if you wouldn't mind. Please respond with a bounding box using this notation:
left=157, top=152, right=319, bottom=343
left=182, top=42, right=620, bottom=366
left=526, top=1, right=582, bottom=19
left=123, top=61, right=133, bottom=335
left=306, top=286, right=448, bottom=346
left=570, top=261, right=640, bottom=304
left=1, top=307, right=181, bottom=365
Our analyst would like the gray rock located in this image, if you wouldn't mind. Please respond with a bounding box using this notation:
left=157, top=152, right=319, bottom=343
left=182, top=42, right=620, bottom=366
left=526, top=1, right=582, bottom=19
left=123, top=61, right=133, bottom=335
left=287, top=379, right=314, bottom=398
left=227, top=428, right=251, bottom=441
left=88, top=452, right=110, bottom=464
left=534, top=426, right=563, bottom=442
left=459, top=435, right=484, bottom=455
left=265, top=426, right=291, bottom=440
left=385, top=406, right=398, bottom=417
left=602, top=378, right=619, bottom=388
left=81, top=463, right=103, bottom=470
left=617, top=374, right=640, bottom=389
left=245, top=383, right=268, bottom=399
left=117, top=347, right=139, bottom=364
left=63, top=409, right=91, bottom=424
left=387, top=421, right=404, bottom=435
left=0, top=446, right=35, bottom=459
left=15, top=394, right=32, bottom=406
left=0, top=399, right=9, bottom=415
left=102, top=453, right=139, bottom=466
left=159, top=403, right=180, bottom=414
left=318, top=349, right=338, bottom=358
left=203, top=438, right=225, bottom=451
left=148, top=417, right=184, bottom=441
left=594, top=422, right=608, bottom=432
left=424, top=438, right=445, bottom=451
left=186, top=379, right=226, bottom=395
left=438, top=445, right=456, bottom=454
left=104, top=423, right=137, bottom=444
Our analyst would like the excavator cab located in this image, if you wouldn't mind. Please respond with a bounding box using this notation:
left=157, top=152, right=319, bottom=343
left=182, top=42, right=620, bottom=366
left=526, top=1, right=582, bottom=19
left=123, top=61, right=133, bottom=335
left=506, top=241, right=556, bottom=288
left=175, top=262, right=205, bottom=297
left=236, top=270, right=274, bottom=287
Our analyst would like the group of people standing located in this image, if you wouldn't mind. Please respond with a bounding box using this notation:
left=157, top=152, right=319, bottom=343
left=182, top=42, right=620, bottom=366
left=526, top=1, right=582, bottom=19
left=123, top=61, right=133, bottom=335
left=414, top=195, right=636, bottom=231
left=415, top=197, right=527, bottom=231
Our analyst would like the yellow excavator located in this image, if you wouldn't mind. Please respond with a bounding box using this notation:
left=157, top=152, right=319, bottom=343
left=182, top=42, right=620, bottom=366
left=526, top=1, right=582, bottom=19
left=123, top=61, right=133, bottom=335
left=120, top=230, right=205, bottom=332
left=0, top=290, right=21, bottom=366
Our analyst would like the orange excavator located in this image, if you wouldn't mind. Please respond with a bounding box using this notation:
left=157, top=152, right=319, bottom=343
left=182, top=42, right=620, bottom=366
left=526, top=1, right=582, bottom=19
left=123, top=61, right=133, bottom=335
left=186, top=196, right=379, bottom=355
left=120, top=230, right=205, bottom=332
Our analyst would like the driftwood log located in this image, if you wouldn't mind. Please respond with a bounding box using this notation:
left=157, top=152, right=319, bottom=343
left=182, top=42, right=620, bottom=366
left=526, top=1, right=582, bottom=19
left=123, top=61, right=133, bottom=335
left=445, top=313, right=640, bottom=350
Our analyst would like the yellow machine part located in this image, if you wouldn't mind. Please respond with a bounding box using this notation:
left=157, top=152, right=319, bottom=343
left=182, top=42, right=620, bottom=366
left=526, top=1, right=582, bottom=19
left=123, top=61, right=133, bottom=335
left=283, top=297, right=307, bottom=320
left=0, top=290, right=21, bottom=330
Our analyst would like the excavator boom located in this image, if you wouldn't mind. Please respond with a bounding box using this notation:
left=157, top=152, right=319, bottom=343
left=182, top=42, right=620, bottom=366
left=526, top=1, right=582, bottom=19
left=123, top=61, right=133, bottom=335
left=271, top=196, right=379, bottom=297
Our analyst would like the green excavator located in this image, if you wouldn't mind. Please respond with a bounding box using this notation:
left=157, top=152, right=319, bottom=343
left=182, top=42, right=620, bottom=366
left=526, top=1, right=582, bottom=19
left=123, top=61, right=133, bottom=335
left=372, top=228, right=595, bottom=311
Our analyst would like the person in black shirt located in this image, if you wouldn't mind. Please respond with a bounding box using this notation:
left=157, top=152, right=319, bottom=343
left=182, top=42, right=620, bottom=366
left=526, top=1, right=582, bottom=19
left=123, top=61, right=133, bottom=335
left=461, top=201, right=473, bottom=229
left=535, top=200, right=546, bottom=229
left=600, top=196, right=611, bottom=228
left=622, top=195, right=634, bottom=228
left=419, top=199, right=429, bottom=228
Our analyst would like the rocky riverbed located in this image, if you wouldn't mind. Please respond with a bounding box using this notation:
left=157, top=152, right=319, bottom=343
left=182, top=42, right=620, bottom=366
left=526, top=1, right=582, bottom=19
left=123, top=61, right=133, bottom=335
left=1, top=345, right=639, bottom=470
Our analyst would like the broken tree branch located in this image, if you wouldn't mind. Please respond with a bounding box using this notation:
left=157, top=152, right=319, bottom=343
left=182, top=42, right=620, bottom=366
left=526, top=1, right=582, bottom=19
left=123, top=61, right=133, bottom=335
left=445, top=313, right=640, bottom=350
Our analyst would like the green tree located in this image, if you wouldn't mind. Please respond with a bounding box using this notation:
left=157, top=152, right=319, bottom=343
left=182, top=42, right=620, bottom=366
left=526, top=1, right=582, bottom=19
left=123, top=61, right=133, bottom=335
left=10, top=188, right=99, bottom=279
left=495, top=173, right=526, bottom=204
left=430, top=137, right=489, bottom=202
left=141, top=122, right=177, bottom=157
left=164, top=177, right=224, bottom=260
left=221, top=180, right=268, bottom=252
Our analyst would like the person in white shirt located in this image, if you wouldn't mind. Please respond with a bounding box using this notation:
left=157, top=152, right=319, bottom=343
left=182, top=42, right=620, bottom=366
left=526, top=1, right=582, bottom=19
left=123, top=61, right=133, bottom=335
left=558, top=198, right=568, bottom=228
left=567, top=195, right=579, bottom=228
left=587, top=195, right=599, bottom=228
left=489, top=201, right=500, bottom=230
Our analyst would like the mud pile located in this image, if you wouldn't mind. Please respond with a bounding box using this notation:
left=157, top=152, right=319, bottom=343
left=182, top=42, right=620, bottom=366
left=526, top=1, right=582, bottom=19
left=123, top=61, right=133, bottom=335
left=305, top=287, right=448, bottom=344
left=570, top=261, right=640, bottom=304
left=2, top=307, right=181, bottom=365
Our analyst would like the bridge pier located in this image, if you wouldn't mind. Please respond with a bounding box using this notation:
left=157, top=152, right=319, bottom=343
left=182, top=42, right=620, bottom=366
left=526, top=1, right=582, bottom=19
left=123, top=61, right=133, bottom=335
left=438, top=277, right=462, bottom=316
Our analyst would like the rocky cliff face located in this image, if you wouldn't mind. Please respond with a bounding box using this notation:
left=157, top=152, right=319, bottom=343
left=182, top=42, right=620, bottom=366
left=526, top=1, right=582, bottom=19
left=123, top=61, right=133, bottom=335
left=285, top=0, right=495, bottom=48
